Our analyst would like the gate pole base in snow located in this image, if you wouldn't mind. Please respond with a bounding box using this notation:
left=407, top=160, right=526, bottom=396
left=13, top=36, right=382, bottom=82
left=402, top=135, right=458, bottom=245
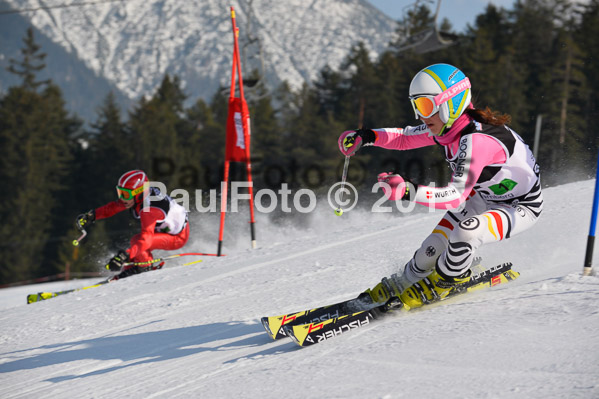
left=250, top=222, right=256, bottom=249
left=583, top=149, right=599, bottom=276
left=583, top=235, right=594, bottom=276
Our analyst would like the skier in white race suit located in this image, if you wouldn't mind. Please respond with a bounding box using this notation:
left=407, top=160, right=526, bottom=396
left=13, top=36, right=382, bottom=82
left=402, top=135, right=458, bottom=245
left=338, top=63, right=543, bottom=309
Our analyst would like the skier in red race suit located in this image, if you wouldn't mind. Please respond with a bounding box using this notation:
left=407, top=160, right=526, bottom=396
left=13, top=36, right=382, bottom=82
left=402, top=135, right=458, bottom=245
left=338, top=63, right=543, bottom=309
left=76, top=170, right=189, bottom=280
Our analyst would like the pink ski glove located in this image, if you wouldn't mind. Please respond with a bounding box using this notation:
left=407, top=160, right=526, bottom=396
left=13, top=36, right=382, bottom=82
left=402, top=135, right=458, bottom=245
left=338, top=129, right=376, bottom=156
left=377, top=172, right=412, bottom=201
left=338, top=130, right=362, bottom=156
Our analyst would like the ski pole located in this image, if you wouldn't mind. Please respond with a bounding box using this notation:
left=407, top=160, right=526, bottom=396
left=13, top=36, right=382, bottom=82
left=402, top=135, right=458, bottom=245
left=72, top=228, right=87, bottom=246
left=182, top=259, right=204, bottom=266
left=122, top=252, right=224, bottom=267
left=335, top=156, right=351, bottom=216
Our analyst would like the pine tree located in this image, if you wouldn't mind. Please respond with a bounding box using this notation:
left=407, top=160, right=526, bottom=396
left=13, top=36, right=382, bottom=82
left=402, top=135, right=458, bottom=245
left=129, top=75, right=187, bottom=188
left=576, top=0, right=599, bottom=170
left=550, top=1, right=590, bottom=178
left=56, top=92, right=136, bottom=276
left=245, top=77, right=285, bottom=189
left=392, top=2, right=436, bottom=49
left=7, top=27, right=50, bottom=91
left=338, top=42, right=381, bottom=129
left=277, top=83, right=336, bottom=189
left=456, top=3, right=528, bottom=132
left=370, top=52, right=407, bottom=126
left=186, top=90, right=227, bottom=189
left=0, top=29, right=79, bottom=283
left=90, top=92, right=134, bottom=202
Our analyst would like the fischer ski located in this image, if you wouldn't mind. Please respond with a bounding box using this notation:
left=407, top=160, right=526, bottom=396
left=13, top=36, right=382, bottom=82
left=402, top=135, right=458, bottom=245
left=263, top=262, right=519, bottom=346
left=261, top=256, right=483, bottom=340
left=261, top=296, right=375, bottom=340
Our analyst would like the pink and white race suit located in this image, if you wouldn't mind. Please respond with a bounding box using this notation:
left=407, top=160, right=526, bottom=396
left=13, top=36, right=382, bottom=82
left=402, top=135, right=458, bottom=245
left=372, top=112, right=543, bottom=282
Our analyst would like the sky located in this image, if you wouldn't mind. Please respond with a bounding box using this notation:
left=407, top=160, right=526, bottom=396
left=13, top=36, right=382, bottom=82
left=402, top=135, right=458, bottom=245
left=367, top=0, right=516, bottom=32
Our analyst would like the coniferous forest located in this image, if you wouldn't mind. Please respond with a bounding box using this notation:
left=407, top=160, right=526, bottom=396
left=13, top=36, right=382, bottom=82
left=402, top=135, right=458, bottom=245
left=1, top=0, right=598, bottom=284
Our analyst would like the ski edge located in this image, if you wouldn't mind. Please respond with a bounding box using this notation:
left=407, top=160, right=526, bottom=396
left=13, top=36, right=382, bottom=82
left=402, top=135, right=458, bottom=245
left=262, top=262, right=516, bottom=340
left=283, top=263, right=519, bottom=347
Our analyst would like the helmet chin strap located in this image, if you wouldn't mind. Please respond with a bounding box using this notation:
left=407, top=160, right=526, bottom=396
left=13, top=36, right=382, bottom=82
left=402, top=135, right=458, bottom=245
left=436, top=103, right=460, bottom=136
left=437, top=102, right=474, bottom=136
left=437, top=125, right=449, bottom=136
left=439, top=117, right=457, bottom=136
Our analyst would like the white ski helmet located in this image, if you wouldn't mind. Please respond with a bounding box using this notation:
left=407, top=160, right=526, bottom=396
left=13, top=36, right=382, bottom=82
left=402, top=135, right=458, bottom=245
left=409, top=63, right=472, bottom=130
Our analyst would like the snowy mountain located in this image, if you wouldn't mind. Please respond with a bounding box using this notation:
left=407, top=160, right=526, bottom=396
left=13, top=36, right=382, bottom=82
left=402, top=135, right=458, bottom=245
left=2, top=0, right=397, bottom=105
left=1, top=179, right=598, bottom=398
left=0, top=1, right=133, bottom=123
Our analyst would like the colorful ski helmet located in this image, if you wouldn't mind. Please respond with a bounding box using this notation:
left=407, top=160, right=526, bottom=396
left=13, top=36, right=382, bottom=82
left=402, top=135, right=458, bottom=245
left=409, top=63, right=472, bottom=131
left=116, top=170, right=148, bottom=201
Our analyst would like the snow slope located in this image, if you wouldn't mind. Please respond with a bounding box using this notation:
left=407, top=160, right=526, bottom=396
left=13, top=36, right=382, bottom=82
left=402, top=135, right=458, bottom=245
left=1, top=180, right=598, bottom=398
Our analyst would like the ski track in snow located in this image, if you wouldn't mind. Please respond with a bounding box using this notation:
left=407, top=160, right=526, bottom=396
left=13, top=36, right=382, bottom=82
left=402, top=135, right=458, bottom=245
left=1, top=180, right=598, bottom=398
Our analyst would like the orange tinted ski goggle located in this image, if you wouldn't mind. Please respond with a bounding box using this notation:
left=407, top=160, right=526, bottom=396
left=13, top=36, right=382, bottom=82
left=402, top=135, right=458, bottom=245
left=116, top=185, right=144, bottom=200
left=410, top=77, right=471, bottom=119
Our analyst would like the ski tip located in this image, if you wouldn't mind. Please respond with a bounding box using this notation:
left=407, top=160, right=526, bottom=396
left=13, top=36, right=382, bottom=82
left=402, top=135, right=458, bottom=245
left=261, top=317, right=275, bottom=340
left=504, top=268, right=520, bottom=281
left=27, top=292, right=57, bottom=304
left=27, top=292, right=55, bottom=304
left=26, top=293, right=40, bottom=304
left=282, top=325, right=302, bottom=346
left=261, top=316, right=290, bottom=340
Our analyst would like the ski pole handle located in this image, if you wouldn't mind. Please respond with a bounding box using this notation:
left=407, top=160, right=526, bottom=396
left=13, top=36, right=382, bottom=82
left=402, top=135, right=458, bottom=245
left=72, top=229, right=87, bottom=246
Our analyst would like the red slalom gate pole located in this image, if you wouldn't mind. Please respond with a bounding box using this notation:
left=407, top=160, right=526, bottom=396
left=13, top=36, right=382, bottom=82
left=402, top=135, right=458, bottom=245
left=230, top=6, right=256, bottom=249
left=217, top=7, right=256, bottom=256
left=217, top=160, right=231, bottom=256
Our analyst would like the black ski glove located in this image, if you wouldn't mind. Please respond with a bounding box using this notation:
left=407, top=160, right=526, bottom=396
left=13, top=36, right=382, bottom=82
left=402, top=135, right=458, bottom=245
left=353, top=128, right=376, bottom=144
left=106, top=250, right=130, bottom=272
left=113, top=266, right=143, bottom=280
left=76, top=209, right=96, bottom=230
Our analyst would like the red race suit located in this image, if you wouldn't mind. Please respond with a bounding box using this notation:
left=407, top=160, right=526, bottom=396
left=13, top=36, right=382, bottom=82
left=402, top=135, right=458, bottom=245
left=95, top=187, right=189, bottom=266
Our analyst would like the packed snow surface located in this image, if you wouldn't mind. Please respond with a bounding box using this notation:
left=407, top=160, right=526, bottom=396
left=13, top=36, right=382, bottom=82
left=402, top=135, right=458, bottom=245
left=1, top=180, right=598, bottom=398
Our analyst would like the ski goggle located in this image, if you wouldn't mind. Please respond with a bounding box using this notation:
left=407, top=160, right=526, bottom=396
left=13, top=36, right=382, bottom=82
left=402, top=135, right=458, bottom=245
left=116, top=185, right=144, bottom=200
left=410, top=77, right=471, bottom=119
